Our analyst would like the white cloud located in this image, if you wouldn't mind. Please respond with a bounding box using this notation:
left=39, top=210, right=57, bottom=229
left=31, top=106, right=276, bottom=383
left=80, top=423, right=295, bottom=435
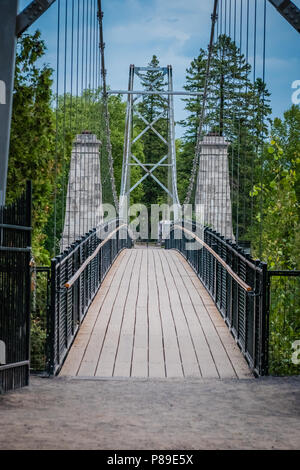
left=108, top=20, right=191, bottom=46
left=102, top=0, right=300, bottom=137
left=103, top=0, right=212, bottom=137
left=105, top=0, right=211, bottom=62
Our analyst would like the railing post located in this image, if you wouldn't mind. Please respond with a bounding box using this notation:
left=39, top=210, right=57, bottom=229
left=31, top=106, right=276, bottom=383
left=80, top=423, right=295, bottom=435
left=116, top=222, right=119, bottom=255
left=48, top=257, right=57, bottom=375
left=24, top=182, right=32, bottom=384
left=211, top=239, right=218, bottom=304
left=70, top=242, right=76, bottom=336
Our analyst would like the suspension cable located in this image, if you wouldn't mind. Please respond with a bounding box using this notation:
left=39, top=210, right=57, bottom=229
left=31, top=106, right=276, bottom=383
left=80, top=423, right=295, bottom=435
left=98, top=0, right=119, bottom=213
left=184, top=0, right=219, bottom=205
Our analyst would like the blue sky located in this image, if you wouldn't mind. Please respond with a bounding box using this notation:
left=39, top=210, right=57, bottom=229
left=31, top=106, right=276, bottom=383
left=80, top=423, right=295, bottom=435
left=19, top=0, right=300, bottom=138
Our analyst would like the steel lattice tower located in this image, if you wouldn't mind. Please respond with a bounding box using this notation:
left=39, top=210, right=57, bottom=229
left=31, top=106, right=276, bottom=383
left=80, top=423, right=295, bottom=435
left=119, top=65, right=180, bottom=218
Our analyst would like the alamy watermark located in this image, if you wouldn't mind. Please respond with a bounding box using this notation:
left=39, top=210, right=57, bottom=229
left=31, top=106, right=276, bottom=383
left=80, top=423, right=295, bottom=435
left=0, top=340, right=6, bottom=365
left=291, top=340, right=300, bottom=365
left=96, top=202, right=205, bottom=250
left=291, top=80, right=300, bottom=104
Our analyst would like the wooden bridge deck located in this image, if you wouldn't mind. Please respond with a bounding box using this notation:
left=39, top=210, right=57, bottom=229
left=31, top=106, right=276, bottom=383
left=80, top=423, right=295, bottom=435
left=60, top=248, right=252, bottom=379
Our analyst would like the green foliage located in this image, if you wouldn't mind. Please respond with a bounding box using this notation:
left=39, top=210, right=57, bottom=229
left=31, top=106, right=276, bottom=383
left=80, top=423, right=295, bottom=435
left=48, top=90, right=145, bottom=246
left=271, top=105, right=300, bottom=213
left=44, top=89, right=103, bottom=253
left=176, top=138, right=194, bottom=203
left=7, top=31, right=56, bottom=265
left=30, top=268, right=50, bottom=371
left=180, top=38, right=299, bottom=376
left=30, top=316, right=47, bottom=371
left=268, top=277, right=300, bottom=376
left=7, top=31, right=299, bottom=376
left=7, top=30, right=146, bottom=259
left=178, top=35, right=272, bottom=239
left=247, top=114, right=300, bottom=376
left=249, top=132, right=300, bottom=270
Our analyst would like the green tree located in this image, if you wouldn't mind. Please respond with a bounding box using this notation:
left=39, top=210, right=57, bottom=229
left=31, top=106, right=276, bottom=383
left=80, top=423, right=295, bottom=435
left=248, top=131, right=300, bottom=376
left=271, top=104, right=300, bottom=214
left=7, top=31, right=56, bottom=264
left=44, top=89, right=146, bottom=253
left=249, top=109, right=300, bottom=270
left=178, top=35, right=272, bottom=240
left=6, top=31, right=57, bottom=368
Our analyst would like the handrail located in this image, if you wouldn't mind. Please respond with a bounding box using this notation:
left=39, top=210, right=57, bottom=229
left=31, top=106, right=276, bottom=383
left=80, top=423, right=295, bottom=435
left=268, top=270, right=300, bottom=277
left=64, top=224, right=127, bottom=289
left=0, top=223, right=32, bottom=231
left=202, top=226, right=263, bottom=271
left=173, top=224, right=252, bottom=292
left=59, top=218, right=120, bottom=263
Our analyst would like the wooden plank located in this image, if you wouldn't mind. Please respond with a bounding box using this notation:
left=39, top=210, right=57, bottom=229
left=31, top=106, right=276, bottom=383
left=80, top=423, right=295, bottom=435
left=131, top=250, right=149, bottom=377
left=153, top=250, right=183, bottom=378
left=59, top=250, right=127, bottom=376
left=171, top=251, right=242, bottom=379
left=131, top=307, right=148, bottom=377
left=164, top=251, right=220, bottom=379
left=95, top=250, right=138, bottom=377
left=76, top=250, right=132, bottom=376
left=214, top=326, right=253, bottom=379
left=113, top=250, right=143, bottom=377
left=148, top=250, right=165, bottom=378
left=60, top=246, right=252, bottom=380
left=158, top=251, right=201, bottom=378
left=160, top=252, right=201, bottom=377
left=113, top=335, right=133, bottom=377
left=205, top=303, right=252, bottom=378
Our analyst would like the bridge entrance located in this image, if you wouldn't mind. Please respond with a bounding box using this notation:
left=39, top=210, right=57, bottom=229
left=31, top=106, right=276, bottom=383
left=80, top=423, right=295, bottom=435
left=60, top=248, right=251, bottom=379
left=1, top=0, right=299, bottom=395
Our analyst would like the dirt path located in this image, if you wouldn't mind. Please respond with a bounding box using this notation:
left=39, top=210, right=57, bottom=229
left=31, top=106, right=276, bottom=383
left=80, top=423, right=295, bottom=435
left=0, top=375, right=299, bottom=450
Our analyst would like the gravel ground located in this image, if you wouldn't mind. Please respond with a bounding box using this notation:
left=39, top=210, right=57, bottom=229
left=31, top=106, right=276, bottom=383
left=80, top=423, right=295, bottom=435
left=0, top=375, right=299, bottom=450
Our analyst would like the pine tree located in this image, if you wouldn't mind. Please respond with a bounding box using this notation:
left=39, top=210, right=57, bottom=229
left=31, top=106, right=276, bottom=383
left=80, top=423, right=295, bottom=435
left=271, top=104, right=300, bottom=213
left=178, top=34, right=272, bottom=240
left=179, top=50, right=207, bottom=142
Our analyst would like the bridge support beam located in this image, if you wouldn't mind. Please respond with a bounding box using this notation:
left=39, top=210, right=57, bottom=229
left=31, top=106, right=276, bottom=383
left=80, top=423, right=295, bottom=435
left=0, top=0, right=19, bottom=207
left=61, top=132, right=103, bottom=251
left=195, top=134, right=234, bottom=240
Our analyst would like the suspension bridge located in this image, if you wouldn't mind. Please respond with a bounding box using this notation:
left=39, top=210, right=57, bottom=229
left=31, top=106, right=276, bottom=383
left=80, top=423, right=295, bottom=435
left=0, top=0, right=299, bottom=403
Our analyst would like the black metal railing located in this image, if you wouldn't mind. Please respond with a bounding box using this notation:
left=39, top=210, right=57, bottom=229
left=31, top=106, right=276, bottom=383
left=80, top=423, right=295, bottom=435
left=267, top=271, right=300, bottom=376
left=165, top=221, right=268, bottom=376
left=0, top=182, right=32, bottom=393
left=48, top=219, right=132, bottom=375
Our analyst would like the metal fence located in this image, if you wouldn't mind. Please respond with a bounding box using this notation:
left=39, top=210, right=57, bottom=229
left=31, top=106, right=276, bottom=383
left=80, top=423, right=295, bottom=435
left=267, top=271, right=300, bottom=376
left=48, top=219, right=132, bottom=375
left=0, top=182, right=32, bottom=393
left=165, top=222, right=268, bottom=376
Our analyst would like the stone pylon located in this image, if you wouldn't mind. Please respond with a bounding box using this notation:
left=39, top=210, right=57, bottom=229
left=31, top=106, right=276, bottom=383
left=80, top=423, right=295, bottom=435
left=195, top=134, right=234, bottom=240
left=61, top=132, right=103, bottom=251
